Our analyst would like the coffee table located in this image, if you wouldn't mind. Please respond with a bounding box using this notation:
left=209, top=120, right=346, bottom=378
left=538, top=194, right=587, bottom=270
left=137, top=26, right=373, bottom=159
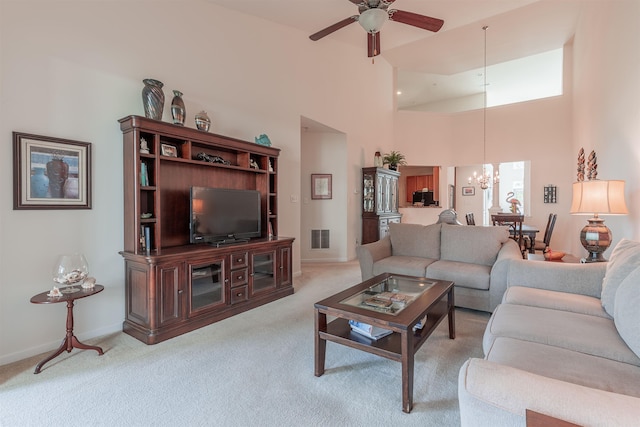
left=314, top=273, right=455, bottom=413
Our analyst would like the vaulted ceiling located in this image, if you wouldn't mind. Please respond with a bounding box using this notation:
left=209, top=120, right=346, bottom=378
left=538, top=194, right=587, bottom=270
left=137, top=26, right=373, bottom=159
left=204, top=0, right=581, bottom=110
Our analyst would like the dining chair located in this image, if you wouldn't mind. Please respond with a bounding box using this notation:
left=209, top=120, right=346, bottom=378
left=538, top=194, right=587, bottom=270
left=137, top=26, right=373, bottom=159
left=492, top=213, right=526, bottom=258
left=465, top=213, right=476, bottom=225
left=531, top=213, right=557, bottom=254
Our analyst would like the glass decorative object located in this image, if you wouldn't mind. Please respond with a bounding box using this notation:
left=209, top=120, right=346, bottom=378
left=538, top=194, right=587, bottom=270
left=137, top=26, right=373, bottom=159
left=52, top=253, right=89, bottom=294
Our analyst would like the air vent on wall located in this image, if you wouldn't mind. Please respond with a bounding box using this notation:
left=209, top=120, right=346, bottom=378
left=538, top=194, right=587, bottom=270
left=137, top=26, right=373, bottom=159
left=311, top=229, right=330, bottom=249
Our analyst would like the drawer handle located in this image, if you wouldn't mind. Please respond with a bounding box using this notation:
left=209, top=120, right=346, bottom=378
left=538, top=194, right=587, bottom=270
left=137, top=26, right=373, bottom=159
left=236, top=292, right=244, bottom=297
left=224, top=279, right=229, bottom=283
left=237, top=275, right=243, bottom=279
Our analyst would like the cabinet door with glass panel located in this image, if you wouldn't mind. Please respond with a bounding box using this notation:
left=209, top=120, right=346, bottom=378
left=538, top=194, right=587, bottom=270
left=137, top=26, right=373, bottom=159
left=187, top=256, right=227, bottom=315
left=250, top=250, right=277, bottom=296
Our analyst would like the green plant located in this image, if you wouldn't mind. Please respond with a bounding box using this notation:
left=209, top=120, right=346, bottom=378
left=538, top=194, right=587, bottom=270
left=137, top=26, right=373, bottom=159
left=382, top=151, right=407, bottom=167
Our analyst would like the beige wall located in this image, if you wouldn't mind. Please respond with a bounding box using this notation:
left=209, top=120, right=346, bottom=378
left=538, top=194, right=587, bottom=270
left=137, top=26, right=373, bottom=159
left=0, top=0, right=393, bottom=364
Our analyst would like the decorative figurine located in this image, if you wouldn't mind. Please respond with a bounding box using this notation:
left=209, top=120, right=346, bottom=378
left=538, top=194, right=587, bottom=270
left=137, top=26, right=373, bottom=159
left=255, top=134, right=271, bottom=147
left=250, top=159, right=259, bottom=169
left=140, top=138, right=150, bottom=154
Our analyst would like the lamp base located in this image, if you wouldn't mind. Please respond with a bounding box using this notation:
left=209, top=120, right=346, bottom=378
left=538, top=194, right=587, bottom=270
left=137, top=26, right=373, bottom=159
left=579, top=216, right=611, bottom=263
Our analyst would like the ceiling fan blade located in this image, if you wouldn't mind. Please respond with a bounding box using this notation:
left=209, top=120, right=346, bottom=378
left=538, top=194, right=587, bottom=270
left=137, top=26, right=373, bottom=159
left=309, top=16, right=358, bottom=41
left=388, top=9, right=444, bottom=32
left=367, top=32, right=381, bottom=57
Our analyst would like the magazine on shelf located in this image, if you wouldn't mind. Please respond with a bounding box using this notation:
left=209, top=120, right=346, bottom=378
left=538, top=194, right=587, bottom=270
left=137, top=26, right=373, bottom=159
left=413, top=315, right=428, bottom=332
left=348, top=320, right=392, bottom=340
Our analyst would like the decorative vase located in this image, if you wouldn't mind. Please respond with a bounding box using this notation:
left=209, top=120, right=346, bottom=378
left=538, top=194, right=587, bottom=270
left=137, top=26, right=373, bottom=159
left=30, top=167, right=49, bottom=198
left=142, top=79, right=165, bottom=121
left=64, top=177, right=79, bottom=199
left=374, top=151, right=383, bottom=167
left=46, top=158, right=69, bottom=198
left=195, top=111, right=211, bottom=132
left=170, top=90, right=185, bottom=126
left=388, top=164, right=398, bottom=171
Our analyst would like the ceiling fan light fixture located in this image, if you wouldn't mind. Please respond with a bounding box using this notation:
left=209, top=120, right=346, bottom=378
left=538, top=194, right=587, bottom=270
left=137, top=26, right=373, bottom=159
left=358, top=8, right=388, bottom=33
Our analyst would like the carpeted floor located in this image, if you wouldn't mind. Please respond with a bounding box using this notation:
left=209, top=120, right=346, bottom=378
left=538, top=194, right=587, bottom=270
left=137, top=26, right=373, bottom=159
left=0, top=261, right=489, bottom=426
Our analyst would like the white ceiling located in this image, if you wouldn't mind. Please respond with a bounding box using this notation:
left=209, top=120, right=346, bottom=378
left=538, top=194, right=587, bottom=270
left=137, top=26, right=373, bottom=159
left=204, top=0, right=582, bottom=111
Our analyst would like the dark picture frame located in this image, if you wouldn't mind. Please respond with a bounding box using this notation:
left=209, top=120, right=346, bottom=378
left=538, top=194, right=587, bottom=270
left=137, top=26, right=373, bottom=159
left=462, top=186, right=475, bottom=196
left=13, top=132, right=92, bottom=210
left=311, top=174, right=332, bottom=200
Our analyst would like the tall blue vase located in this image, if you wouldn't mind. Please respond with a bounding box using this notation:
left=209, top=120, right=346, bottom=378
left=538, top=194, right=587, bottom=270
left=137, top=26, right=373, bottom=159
left=30, top=167, right=49, bottom=198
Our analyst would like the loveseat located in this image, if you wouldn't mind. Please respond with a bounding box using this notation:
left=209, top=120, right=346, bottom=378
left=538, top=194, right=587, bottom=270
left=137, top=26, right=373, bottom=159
left=356, top=222, right=522, bottom=312
left=458, top=239, right=640, bottom=426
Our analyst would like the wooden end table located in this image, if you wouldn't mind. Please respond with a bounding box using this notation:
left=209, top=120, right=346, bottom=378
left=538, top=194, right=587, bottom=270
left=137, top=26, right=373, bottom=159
left=30, top=285, right=104, bottom=374
left=314, top=273, right=455, bottom=413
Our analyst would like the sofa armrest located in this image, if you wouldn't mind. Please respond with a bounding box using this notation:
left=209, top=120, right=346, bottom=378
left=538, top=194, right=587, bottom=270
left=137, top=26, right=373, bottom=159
left=506, top=259, right=606, bottom=298
left=356, top=236, right=392, bottom=280
left=459, top=358, right=640, bottom=427
left=489, top=239, right=522, bottom=311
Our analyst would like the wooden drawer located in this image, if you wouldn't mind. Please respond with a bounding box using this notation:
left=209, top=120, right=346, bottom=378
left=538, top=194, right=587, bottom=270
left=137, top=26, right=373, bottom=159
left=231, top=252, right=249, bottom=269
left=230, top=285, right=248, bottom=305
left=388, top=217, right=401, bottom=224
left=230, top=268, right=248, bottom=287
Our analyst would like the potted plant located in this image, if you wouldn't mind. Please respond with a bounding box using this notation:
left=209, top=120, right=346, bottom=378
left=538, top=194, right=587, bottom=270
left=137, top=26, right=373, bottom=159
left=383, top=151, right=407, bottom=171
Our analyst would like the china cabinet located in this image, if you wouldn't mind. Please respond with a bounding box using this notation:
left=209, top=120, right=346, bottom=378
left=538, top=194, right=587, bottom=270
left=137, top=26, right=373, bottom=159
left=361, top=167, right=401, bottom=244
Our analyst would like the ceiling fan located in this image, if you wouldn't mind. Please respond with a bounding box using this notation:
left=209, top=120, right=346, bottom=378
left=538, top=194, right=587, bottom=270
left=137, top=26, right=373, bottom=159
left=309, top=0, right=444, bottom=58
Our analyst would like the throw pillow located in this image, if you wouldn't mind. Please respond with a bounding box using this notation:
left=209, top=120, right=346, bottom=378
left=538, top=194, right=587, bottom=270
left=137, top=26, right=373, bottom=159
left=613, top=266, right=640, bottom=359
left=601, top=239, right=640, bottom=316
left=389, top=223, right=441, bottom=259
left=440, top=224, right=509, bottom=266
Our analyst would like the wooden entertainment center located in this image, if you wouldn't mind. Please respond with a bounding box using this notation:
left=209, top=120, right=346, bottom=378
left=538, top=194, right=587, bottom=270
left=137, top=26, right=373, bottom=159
left=119, top=115, right=294, bottom=344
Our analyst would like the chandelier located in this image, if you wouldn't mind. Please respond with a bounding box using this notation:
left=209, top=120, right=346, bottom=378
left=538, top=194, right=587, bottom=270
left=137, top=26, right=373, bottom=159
left=469, top=26, right=499, bottom=190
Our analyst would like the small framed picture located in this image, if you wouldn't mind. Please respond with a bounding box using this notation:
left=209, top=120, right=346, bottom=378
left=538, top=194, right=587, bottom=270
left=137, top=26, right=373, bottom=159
left=13, top=132, right=92, bottom=209
left=311, top=174, right=332, bottom=200
left=462, top=186, right=475, bottom=196
left=161, top=144, right=178, bottom=157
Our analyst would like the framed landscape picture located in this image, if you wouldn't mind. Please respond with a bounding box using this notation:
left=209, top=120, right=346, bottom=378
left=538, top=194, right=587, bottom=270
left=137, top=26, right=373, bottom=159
left=13, top=132, right=92, bottom=209
left=462, top=186, right=475, bottom=196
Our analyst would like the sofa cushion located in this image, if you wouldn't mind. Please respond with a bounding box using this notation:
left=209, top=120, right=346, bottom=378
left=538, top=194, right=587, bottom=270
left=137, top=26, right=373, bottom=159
left=483, top=303, right=640, bottom=366
left=486, top=337, right=640, bottom=398
left=502, top=286, right=610, bottom=319
left=440, top=224, right=509, bottom=266
left=427, top=260, right=491, bottom=290
left=389, top=222, right=441, bottom=259
left=372, top=256, right=436, bottom=278
left=601, top=239, right=640, bottom=316
left=614, top=266, right=640, bottom=359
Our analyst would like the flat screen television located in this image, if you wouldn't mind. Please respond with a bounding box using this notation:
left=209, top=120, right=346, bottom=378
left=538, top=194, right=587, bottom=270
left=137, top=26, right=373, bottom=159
left=190, top=187, right=261, bottom=245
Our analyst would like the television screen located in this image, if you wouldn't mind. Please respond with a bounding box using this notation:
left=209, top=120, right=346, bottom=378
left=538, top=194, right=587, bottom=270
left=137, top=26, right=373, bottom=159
left=190, top=187, right=261, bottom=244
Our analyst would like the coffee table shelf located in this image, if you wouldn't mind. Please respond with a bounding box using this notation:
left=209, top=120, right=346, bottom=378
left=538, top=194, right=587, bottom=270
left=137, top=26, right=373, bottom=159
left=320, top=298, right=450, bottom=361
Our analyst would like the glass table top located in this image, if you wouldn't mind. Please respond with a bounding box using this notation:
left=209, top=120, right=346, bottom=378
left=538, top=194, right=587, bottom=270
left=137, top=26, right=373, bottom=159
left=340, top=275, right=436, bottom=316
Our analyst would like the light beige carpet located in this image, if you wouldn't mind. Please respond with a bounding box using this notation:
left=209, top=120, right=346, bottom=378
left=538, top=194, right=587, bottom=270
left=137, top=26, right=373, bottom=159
left=0, top=261, right=488, bottom=426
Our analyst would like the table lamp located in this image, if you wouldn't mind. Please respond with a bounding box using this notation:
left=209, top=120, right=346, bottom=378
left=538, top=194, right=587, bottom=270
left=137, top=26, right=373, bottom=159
left=570, top=180, right=628, bottom=262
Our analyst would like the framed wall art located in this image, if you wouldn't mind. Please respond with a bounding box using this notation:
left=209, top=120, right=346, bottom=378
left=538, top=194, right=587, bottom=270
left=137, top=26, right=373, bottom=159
left=311, top=174, right=332, bottom=200
left=13, top=132, right=92, bottom=209
left=462, top=186, right=475, bottom=196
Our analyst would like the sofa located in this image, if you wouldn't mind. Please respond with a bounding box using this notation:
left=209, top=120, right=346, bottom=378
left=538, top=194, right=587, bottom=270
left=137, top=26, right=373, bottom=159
left=458, top=238, right=640, bottom=426
left=356, top=222, right=522, bottom=312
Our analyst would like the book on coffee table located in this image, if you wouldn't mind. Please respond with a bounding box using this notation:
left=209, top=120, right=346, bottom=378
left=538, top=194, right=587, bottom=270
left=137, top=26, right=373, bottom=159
left=348, top=320, right=392, bottom=340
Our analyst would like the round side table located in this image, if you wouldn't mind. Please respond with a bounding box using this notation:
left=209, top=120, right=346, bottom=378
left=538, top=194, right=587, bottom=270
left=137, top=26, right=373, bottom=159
left=30, top=285, right=104, bottom=374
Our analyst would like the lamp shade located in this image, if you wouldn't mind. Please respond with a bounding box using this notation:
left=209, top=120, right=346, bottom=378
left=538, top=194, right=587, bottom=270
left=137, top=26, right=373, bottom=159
left=570, top=180, right=629, bottom=215
left=358, top=8, right=388, bottom=33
